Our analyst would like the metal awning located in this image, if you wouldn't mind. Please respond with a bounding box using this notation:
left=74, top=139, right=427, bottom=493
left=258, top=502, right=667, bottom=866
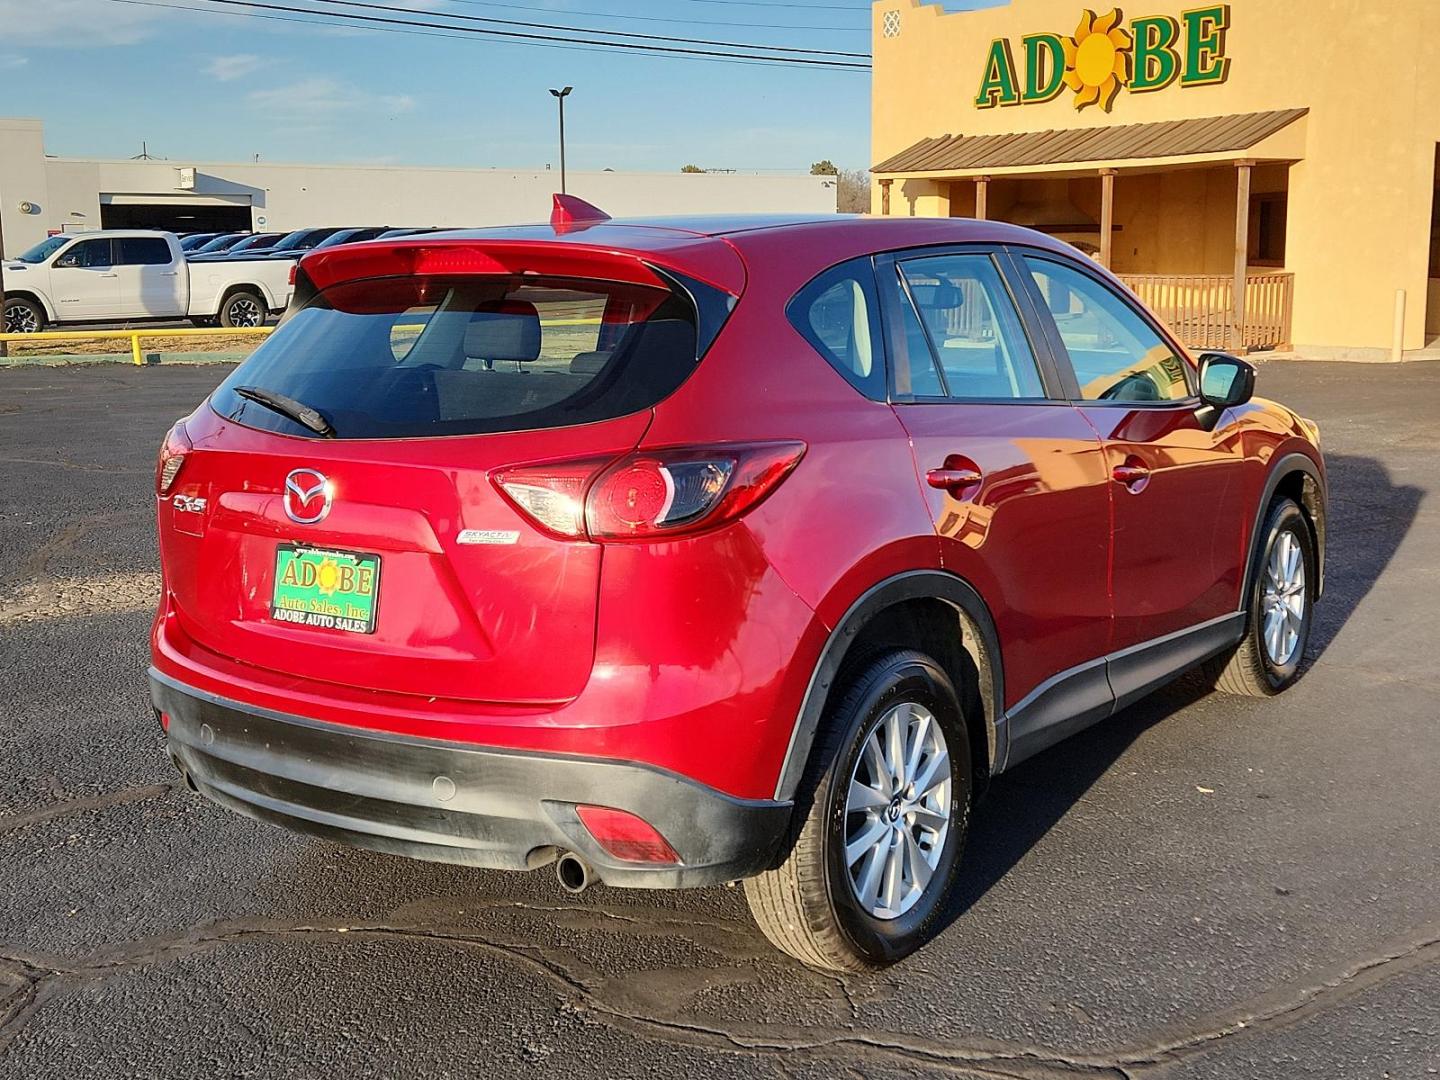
left=873, top=108, right=1308, bottom=176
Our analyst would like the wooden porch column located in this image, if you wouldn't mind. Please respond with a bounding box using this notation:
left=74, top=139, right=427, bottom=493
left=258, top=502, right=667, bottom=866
left=1232, top=160, right=1254, bottom=353
left=1099, top=168, right=1117, bottom=269
left=879, top=178, right=893, bottom=216
left=975, top=176, right=990, bottom=221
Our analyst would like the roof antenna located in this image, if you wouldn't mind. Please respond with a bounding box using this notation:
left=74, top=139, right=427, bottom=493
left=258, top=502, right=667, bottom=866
left=551, top=193, right=611, bottom=234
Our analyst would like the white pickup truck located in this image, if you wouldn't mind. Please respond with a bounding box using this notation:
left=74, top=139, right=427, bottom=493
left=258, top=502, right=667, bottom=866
left=2, top=230, right=294, bottom=333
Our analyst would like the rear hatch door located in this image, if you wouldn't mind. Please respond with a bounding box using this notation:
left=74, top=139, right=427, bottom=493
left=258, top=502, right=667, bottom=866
left=162, top=241, right=737, bottom=704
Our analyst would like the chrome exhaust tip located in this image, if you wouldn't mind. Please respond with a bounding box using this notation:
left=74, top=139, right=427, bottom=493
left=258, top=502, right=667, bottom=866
left=555, top=851, right=592, bottom=894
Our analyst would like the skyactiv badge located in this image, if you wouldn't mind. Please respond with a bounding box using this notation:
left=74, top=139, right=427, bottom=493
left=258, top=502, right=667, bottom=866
left=975, top=5, right=1231, bottom=113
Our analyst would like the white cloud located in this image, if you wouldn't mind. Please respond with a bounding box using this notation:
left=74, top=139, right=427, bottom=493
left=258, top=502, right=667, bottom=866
left=204, top=53, right=268, bottom=82
left=0, top=0, right=167, bottom=47
left=247, top=78, right=417, bottom=122
left=0, top=54, right=27, bottom=70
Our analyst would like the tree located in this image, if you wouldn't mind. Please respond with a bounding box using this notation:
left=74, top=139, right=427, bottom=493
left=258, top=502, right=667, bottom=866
left=680, top=164, right=705, bottom=173
left=836, top=168, right=871, bottom=214
left=809, top=159, right=839, bottom=176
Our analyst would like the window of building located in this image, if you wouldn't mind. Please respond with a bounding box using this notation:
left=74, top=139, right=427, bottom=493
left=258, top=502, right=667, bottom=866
left=1023, top=256, right=1193, bottom=403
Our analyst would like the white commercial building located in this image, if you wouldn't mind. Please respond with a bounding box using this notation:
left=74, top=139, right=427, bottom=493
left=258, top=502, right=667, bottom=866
left=0, top=118, right=837, bottom=256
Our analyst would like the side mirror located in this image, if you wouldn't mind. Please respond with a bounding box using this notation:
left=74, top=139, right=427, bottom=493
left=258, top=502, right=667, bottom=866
left=54, top=253, right=79, bottom=269
left=1197, top=352, right=1255, bottom=409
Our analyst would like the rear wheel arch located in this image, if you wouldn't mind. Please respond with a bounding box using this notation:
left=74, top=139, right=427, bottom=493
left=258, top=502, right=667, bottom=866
left=216, top=285, right=270, bottom=327
left=775, top=571, right=1003, bottom=804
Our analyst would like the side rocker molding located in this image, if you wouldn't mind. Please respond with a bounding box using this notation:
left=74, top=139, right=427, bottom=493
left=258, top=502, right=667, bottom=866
left=1246, top=451, right=1326, bottom=602
left=1002, top=611, right=1247, bottom=772
left=773, top=570, right=1005, bottom=802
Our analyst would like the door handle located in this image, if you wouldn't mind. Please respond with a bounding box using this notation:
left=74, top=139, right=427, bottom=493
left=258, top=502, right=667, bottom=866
left=1112, top=462, right=1151, bottom=492
left=160, top=271, right=178, bottom=277
left=99, top=273, right=118, bottom=279
left=926, top=466, right=983, bottom=493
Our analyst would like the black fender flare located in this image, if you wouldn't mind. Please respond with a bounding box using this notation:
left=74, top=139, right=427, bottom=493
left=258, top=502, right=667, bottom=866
left=1244, top=451, right=1327, bottom=604
left=772, top=570, right=1005, bottom=801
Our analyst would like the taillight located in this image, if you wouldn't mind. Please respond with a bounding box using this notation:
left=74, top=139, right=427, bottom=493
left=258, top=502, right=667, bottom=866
left=494, top=458, right=604, bottom=539
left=575, top=805, right=680, bottom=864
left=493, top=442, right=805, bottom=543
left=287, top=262, right=297, bottom=285
left=156, top=421, right=192, bottom=494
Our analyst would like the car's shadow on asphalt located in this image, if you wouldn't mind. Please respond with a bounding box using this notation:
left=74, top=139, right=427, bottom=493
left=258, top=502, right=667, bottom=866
left=941, top=675, right=1209, bottom=925
left=1303, top=452, right=1422, bottom=659
left=937, top=451, right=1420, bottom=929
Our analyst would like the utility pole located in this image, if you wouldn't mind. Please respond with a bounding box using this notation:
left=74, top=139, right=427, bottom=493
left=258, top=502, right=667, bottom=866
left=549, top=86, right=573, bottom=194
left=0, top=186, right=8, bottom=358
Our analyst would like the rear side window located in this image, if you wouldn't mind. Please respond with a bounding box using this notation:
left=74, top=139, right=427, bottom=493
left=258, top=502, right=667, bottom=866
left=897, top=253, right=1045, bottom=401
left=787, top=257, right=885, bottom=400
left=118, top=238, right=172, bottom=265
left=211, top=275, right=699, bottom=439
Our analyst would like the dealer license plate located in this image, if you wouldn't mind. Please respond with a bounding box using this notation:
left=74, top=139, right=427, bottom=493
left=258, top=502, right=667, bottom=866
left=270, top=544, right=380, bottom=634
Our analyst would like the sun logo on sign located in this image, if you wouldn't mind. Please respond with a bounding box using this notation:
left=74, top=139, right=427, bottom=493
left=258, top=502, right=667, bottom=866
left=1063, top=8, right=1133, bottom=112
left=315, top=556, right=341, bottom=597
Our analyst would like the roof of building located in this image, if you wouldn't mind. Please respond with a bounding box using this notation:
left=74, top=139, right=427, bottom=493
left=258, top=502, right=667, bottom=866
left=873, top=108, right=1309, bottom=175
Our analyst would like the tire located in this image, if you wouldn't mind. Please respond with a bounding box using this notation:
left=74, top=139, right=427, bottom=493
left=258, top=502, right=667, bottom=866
left=218, top=290, right=266, bottom=329
left=1203, top=497, right=1315, bottom=697
left=3, top=296, right=44, bottom=334
left=744, top=648, right=972, bottom=971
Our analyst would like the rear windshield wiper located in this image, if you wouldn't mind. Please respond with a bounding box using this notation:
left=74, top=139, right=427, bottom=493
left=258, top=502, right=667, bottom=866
left=232, top=385, right=336, bottom=438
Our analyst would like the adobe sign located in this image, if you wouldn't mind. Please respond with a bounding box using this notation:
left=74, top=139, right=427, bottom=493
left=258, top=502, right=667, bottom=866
left=975, top=5, right=1231, bottom=113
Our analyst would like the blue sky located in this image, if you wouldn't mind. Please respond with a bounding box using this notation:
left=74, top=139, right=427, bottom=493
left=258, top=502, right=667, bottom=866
left=0, top=0, right=928, bottom=173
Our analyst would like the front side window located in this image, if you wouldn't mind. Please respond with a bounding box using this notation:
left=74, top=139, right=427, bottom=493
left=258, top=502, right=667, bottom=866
left=1023, top=256, right=1192, bottom=403
left=787, top=257, right=884, bottom=400
left=118, top=238, right=172, bottom=265
left=58, top=239, right=113, bottom=269
left=210, top=275, right=698, bottom=439
left=897, top=253, right=1046, bottom=401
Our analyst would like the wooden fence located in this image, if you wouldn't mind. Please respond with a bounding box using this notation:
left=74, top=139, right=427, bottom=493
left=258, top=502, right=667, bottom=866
left=1118, top=272, right=1294, bottom=352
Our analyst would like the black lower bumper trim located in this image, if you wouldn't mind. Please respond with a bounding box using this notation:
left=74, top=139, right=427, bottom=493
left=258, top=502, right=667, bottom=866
left=151, top=669, right=792, bottom=888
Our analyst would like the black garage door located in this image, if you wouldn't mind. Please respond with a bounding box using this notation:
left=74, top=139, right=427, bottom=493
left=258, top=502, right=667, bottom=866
left=100, top=203, right=253, bottom=233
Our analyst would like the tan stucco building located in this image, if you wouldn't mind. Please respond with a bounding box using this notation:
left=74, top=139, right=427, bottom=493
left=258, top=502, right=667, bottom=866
left=871, top=0, right=1440, bottom=359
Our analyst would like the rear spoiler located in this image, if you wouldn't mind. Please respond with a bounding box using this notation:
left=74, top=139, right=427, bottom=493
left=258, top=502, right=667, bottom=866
left=289, top=239, right=739, bottom=357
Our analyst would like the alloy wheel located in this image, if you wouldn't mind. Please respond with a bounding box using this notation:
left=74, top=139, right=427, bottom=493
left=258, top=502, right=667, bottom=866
left=5, top=304, right=39, bottom=334
left=228, top=299, right=262, bottom=328
left=1262, top=528, right=1307, bottom=666
left=843, top=701, right=951, bottom=920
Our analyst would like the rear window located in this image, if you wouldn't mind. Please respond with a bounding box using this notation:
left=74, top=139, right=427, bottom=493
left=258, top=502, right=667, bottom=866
left=210, top=275, right=698, bottom=439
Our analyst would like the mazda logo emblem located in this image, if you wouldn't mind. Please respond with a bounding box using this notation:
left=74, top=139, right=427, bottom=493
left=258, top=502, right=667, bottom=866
left=283, top=468, right=332, bottom=524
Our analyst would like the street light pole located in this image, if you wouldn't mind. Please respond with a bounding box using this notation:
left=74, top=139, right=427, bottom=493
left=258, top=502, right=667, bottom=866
left=0, top=188, right=8, bottom=357
left=549, top=86, right=573, bottom=195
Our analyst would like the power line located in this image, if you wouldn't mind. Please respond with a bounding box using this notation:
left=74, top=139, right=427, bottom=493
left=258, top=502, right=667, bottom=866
left=438, top=0, right=866, bottom=34
left=150, top=0, right=871, bottom=67
left=101, top=0, right=870, bottom=70
left=313, top=0, right=870, bottom=57
left=597, top=0, right=874, bottom=10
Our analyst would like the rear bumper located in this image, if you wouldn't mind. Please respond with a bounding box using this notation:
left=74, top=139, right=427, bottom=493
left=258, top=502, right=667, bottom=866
left=151, top=669, right=792, bottom=888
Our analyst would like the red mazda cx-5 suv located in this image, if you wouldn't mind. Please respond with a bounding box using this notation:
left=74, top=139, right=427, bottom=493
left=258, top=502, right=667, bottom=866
left=151, top=197, right=1326, bottom=970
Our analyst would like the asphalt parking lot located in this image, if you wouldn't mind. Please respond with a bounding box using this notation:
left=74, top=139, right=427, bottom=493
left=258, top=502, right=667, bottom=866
left=1, top=359, right=1437, bottom=1079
